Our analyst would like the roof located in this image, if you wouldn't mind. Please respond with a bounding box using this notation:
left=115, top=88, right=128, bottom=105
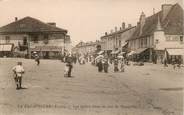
left=0, top=16, right=67, bottom=34
left=129, top=3, right=183, bottom=40
left=101, top=26, right=136, bottom=38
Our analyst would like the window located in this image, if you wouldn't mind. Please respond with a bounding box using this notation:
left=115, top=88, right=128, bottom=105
left=5, top=36, right=10, bottom=43
left=33, top=35, right=38, bottom=43
left=180, top=36, right=183, bottom=42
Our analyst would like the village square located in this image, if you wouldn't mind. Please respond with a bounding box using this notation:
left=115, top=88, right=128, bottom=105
left=0, top=0, right=183, bottom=115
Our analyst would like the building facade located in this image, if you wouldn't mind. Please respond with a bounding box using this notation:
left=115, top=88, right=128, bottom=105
left=74, top=41, right=101, bottom=55
left=0, top=17, right=70, bottom=59
left=127, top=4, right=184, bottom=63
left=100, top=23, right=136, bottom=53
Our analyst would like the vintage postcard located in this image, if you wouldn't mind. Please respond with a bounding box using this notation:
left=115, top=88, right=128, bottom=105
left=0, top=0, right=183, bottom=115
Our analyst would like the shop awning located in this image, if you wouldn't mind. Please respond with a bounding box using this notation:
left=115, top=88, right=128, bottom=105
left=97, top=51, right=104, bottom=55
left=134, top=48, right=148, bottom=54
left=0, top=44, right=13, bottom=51
left=111, top=50, right=120, bottom=54
left=167, top=49, right=184, bottom=56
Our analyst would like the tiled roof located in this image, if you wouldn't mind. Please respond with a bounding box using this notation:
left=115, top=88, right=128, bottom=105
left=0, top=16, right=67, bottom=34
left=129, top=3, right=183, bottom=40
left=101, top=26, right=136, bottom=38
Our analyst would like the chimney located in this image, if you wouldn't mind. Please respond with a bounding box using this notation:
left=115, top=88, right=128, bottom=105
left=47, top=22, right=56, bottom=27
left=139, top=12, right=146, bottom=25
left=115, top=26, right=118, bottom=32
left=128, top=24, right=132, bottom=28
left=105, top=32, right=108, bottom=36
left=162, top=4, right=172, bottom=20
left=122, top=22, right=125, bottom=29
left=15, top=17, right=18, bottom=21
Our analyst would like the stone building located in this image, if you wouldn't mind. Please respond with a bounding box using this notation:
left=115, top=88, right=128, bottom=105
left=0, top=16, right=70, bottom=59
left=100, top=23, right=136, bottom=55
left=127, top=3, right=184, bottom=63
left=74, top=40, right=102, bottom=56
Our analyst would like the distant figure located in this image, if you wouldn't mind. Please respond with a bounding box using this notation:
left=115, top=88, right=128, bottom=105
left=103, top=60, right=109, bottom=73
left=35, top=54, right=40, bottom=66
left=68, top=62, right=73, bottom=77
left=12, top=62, right=25, bottom=90
left=114, top=59, right=119, bottom=72
left=64, top=62, right=70, bottom=77
left=120, top=59, right=125, bottom=72
left=97, top=59, right=103, bottom=72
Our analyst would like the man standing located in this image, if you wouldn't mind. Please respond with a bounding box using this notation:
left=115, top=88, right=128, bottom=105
left=12, top=62, right=25, bottom=90
left=103, top=59, right=109, bottom=73
left=97, top=59, right=103, bottom=72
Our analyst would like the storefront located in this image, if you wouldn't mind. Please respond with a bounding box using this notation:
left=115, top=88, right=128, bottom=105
left=166, top=48, right=184, bottom=64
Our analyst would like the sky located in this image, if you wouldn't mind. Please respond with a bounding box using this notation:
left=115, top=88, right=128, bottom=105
left=0, top=0, right=183, bottom=45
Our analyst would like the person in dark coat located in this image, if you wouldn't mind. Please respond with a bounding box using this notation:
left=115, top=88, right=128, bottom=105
left=103, top=60, right=109, bottom=73
left=67, top=62, right=73, bottom=77
left=97, top=59, right=103, bottom=72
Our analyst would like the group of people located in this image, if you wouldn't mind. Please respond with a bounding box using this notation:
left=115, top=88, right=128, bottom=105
left=96, top=57, right=126, bottom=73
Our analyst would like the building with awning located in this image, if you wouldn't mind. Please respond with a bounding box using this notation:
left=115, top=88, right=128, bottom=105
left=0, top=16, right=70, bottom=59
left=165, top=48, right=184, bottom=64
left=127, top=3, right=184, bottom=63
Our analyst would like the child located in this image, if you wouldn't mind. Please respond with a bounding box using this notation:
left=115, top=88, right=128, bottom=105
left=35, top=54, right=40, bottom=66
left=12, top=62, right=25, bottom=90
left=64, top=63, right=70, bottom=77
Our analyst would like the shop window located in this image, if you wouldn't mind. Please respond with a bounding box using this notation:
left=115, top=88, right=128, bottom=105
left=5, top=36, right=10, bottom=43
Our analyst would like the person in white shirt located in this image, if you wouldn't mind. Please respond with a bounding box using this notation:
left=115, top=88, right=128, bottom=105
left=12, top=62, right=25, bottom=90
